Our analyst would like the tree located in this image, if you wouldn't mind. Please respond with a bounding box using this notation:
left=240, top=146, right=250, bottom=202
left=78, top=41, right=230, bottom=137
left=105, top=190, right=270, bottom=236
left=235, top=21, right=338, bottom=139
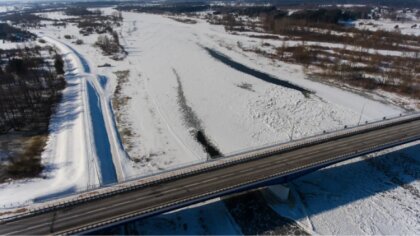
left=54, top=54, right=64, bottom=75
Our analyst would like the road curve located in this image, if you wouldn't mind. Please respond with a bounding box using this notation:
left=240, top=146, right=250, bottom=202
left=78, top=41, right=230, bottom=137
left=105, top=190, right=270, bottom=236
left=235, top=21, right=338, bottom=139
left=1, top=116, right=420, bottom=235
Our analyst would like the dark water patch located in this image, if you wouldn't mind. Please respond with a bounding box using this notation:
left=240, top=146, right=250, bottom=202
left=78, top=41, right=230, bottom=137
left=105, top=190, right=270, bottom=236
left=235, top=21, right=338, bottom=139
left=173, top=68, right=222, bottom=159
left=204, top=47, right=311, bottom=96
left=174, top=69, right=202, bottom=130
left=195, top=130, right=222, bottom=158
left=223, top=190, right=309, bottom=235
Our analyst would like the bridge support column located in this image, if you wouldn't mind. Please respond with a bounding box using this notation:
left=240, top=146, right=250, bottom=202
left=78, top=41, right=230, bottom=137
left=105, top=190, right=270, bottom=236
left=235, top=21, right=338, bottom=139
left=268, top=184, right=290, bottom=202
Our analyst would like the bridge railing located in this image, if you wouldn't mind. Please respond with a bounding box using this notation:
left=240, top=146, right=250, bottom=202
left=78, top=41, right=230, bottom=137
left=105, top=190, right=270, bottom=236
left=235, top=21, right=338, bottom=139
left=220, top=111, right=412, bottom=157
left=1, top=111, right=420, bottom=220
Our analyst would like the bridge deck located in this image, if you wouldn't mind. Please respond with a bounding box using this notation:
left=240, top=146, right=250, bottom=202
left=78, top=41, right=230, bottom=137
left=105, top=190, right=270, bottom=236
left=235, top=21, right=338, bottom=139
left=1, top=118, right=420, bottom=235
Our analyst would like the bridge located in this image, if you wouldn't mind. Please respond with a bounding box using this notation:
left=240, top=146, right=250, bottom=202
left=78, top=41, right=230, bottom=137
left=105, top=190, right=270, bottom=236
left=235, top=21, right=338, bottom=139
left=1, top=113, right=420, bottom=235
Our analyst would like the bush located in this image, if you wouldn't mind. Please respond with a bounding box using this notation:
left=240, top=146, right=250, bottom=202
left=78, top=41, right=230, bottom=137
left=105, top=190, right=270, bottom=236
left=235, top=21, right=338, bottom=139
left=95, top=35, right=120, bottom=55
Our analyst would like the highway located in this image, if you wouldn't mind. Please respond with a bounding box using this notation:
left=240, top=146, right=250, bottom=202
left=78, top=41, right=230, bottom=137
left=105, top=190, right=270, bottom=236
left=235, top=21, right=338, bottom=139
left=1, top=116, right=420, bottom=235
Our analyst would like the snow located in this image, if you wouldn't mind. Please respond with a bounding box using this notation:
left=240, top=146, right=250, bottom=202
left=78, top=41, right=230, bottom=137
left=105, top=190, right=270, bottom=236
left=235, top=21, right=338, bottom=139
left=106, top=12, right=417, bottom=234
left=0, top=9, right=418, bottom=235
left=267, top=141, right=420, bottom=235
left=1, top=9, right=404, bottom=198
left=115, top=13, right=401, bottom=164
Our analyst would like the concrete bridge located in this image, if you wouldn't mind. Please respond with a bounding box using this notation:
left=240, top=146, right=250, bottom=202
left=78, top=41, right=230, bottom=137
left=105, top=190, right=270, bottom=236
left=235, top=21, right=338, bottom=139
left=1, top=113, right=420, bottom=235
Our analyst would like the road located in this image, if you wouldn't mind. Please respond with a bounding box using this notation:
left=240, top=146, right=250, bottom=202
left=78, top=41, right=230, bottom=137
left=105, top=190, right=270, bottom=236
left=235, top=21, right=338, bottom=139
left=1, top=117, right=420, bottom=235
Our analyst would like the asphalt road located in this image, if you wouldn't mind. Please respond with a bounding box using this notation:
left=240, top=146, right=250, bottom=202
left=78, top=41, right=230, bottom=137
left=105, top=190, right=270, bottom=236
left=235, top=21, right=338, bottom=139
left=1, top=118, right=420, bottom=235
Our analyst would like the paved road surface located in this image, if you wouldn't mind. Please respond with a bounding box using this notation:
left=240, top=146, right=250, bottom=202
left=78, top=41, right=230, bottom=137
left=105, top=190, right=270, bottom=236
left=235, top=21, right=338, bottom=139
left=1, top=118, right=420, bottom=235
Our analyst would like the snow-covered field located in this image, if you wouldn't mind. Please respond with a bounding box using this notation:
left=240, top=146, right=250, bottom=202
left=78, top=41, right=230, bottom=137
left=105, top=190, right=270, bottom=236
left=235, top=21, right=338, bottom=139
left=113, top=13, right=401, bottom=175
left=0, top=8, right=419, bottom=234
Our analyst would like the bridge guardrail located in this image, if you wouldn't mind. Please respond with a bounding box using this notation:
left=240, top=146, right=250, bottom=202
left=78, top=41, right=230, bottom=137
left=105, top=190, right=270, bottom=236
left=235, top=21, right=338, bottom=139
left=1, top=112, right=420, bottom=222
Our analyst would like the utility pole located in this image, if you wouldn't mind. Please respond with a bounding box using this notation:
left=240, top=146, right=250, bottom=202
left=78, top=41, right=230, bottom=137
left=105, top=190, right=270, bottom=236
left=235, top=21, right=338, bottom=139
left=289, top=123, right=295, bottom=141
left=358, top=103, right=366, bottom=126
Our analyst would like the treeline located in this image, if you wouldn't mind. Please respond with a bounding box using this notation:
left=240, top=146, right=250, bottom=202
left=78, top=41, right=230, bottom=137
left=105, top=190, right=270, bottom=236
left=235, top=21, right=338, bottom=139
left=259, top=14, right=419, bottom=51
left=0, top=12, right=44, bottom=24
left=62, top=9, right=123, bottom=36
left=213, top=6, right=370, bottom=23
left=288, top=8, right=368, bottom=23
left=0, top=47, right=66, bottom=133
left=259, top=8, right=370, bottom=27
left=211, top=6, right=276, bottom=17
left=116, top=3, right=210, bottom=14
left=0, top=23, right=36, bottom=42
left=268, top=0, right=420, bottom=8
left=64, top=7, right=102, bottom=16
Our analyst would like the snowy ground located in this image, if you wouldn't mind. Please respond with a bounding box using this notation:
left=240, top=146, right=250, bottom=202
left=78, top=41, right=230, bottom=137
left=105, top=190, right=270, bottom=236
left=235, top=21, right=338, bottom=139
left=0, top=9, right=418, bottom=234
left=114, top=13, right=402, bottom=176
